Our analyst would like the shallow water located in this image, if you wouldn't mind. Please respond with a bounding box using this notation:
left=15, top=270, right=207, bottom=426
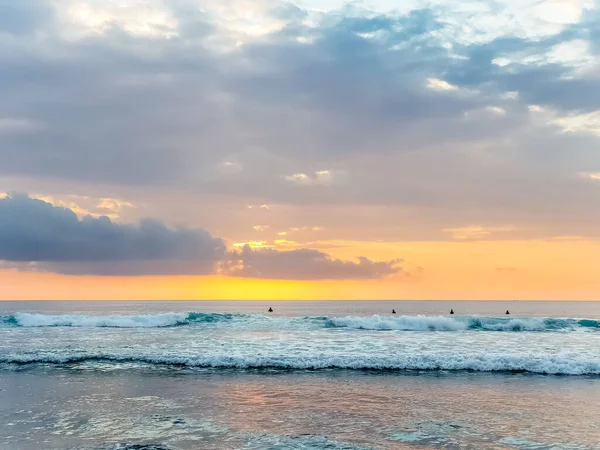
left=1, top=301, right=599, bottom=449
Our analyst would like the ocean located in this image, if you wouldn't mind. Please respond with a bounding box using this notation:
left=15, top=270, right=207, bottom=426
left=0, top=300, right=599, bottom=449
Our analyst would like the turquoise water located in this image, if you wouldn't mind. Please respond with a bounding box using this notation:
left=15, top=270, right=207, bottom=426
left=0, top=301, right=599, bottom=449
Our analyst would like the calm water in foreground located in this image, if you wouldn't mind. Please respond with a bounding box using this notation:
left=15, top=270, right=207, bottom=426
left=0, top=300, right=599, bottom=449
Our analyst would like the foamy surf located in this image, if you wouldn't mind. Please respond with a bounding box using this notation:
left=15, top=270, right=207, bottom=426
left=327, top=315, right=467, bottom=331
left=4, top=312, right=235, bottom=328
left=1, top=312, right=598, bottom=331
left=325, top=315, right=599, bottom=331
left=2, top=351, right=599, bottom=375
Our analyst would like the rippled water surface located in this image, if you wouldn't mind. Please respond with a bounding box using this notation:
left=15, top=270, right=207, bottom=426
left=1, top=300, right=599, bottom=449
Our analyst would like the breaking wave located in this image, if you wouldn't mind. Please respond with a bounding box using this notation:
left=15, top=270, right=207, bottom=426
left=2, top=312, right=237, bottom=328
left=325, top=315, right=600, bottom=331
left=1, top=352, right=599, bottom=375
left=1, top=312, right=598, bottom=331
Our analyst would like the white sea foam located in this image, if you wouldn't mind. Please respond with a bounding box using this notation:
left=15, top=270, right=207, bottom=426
left=477, top=318, right=547, bottom=331
left=3, top=312, right=598, bottom=331
left=327, top=315, right=467, bottom=331
left=326, top=315, right=597, bottom=332
left=12, top=312, right=191, bottom=328
left=2, top=351, right=599, bottom=375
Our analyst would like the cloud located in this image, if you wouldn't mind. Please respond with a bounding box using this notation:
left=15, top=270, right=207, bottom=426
left=284, top=170, right=344, bottom=186
left=533, top=0, right=586, bottom=25
left=1, top=0, right=600, bottom=242
left=442, top=225, right=517, bottom=240
left=0, top=0, right=54, bottom=35
left=59, top=0, right=178, bottom=39
left=33, top=194, right=136, bottom=221
left=580, top=171, right=600, bottom=180
left=0, top=193, right=226, bottom=275
left=225, top=245, right=402, bottom=280
left=0, top=193, right=402, bottom=279
left=427, top=78, right=458, bottom=91
left=0, top=118, right=41, bottom=134
left=0, top=3, right=481, bottom=190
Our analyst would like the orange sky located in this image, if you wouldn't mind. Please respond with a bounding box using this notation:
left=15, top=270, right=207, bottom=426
left=2, top=238, right=598, bottom=300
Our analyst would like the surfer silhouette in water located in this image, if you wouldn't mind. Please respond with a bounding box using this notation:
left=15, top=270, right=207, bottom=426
left=392, top=309, right=396, bottom=314
left=450, top=309, right=454, bottom=315
left=268, top=307, right=273, bottom=312
left=506, top=310, right=510, bottom=315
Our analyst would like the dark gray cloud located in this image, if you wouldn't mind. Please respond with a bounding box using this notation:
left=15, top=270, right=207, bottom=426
left=226, top=245, right=402, bottom=280
left=0, top=194, right=401, bottom=278
left=0, top=193, right=226, bottom=267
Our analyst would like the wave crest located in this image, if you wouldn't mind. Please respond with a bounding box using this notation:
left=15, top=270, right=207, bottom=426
left=4, top=312, right=236, bottom=328
left=1, top=352, right=599, bottom=375
left=326, top=315, right=600, bottom=332
left=327, top=315, right=466, bottom=331
left=1, top=312, right=598, bottom=331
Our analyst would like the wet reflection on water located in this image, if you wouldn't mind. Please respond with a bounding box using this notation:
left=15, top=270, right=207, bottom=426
left=0, top=368, right=599, bottom=449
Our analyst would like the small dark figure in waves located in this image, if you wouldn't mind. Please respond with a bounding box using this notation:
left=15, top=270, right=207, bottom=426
left=450, top=309, right=454, bottom=315
left=506, top=310, right=510, bottom=315
left=392, top=309, right=397, bottom=314
left=268, top=307, right=273, bottom=313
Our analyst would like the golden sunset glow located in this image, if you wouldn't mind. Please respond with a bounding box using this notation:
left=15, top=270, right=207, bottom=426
left=1, top=238, right=598, bottom=301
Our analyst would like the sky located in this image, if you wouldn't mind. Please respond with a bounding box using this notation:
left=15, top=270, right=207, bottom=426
left=1, top=0, right=600, bottom=300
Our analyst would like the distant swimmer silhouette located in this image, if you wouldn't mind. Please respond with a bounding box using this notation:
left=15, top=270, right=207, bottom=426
left=450, top=309, right=454, bottom=315
left=268, top=307, right=273, bottom=312
left=506, top=310, right=510, bottom=315
left=392, top=309, right=397, bottom=314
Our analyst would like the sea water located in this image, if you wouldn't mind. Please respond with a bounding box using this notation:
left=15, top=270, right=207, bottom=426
left=0, top=300, right=599, bottom=449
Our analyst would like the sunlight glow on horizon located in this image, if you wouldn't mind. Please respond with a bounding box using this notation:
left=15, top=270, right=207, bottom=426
left=2, top=238, right=600, bottom=301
